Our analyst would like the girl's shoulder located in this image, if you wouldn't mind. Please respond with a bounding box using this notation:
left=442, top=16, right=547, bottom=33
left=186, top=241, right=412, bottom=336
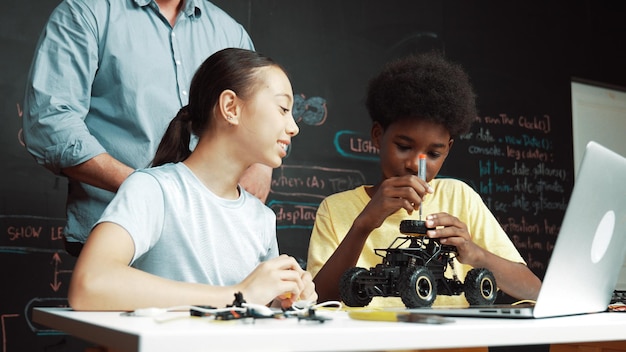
left=138, top=162, right=188, bottom=179
left=130, top=163, right=196, bottom=192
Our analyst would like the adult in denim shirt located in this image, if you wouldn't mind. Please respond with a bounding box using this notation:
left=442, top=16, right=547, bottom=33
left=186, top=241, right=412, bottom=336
left=23, top=0, right=271, bottom=255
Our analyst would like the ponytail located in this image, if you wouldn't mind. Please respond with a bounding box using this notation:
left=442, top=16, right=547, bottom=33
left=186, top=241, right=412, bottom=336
left=151, top=48, right=284, bottom=168
left=152, top=106, right=193, bottom=167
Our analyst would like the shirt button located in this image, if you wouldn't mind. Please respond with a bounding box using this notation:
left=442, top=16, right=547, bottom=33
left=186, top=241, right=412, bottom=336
left=182, top=90, right=188, bottom=96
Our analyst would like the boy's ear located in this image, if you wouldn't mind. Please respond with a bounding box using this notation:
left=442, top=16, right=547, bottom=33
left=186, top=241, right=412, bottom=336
left=218, top=89, right=241, bottom=125
left=371, top=122, right=384, bottom=149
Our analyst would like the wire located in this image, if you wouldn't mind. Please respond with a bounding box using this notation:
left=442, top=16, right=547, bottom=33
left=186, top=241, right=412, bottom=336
left=511, top=299, right=537, bottom=305
left=313, top=300, right=343, bottom=310
left=289, top=300, right=342, bottom=312
left=125, top=300, right=343, bottom=323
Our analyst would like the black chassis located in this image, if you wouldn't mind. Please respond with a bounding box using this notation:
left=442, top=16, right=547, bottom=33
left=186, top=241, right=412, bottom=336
left=339, top=220, right=497, bottom=308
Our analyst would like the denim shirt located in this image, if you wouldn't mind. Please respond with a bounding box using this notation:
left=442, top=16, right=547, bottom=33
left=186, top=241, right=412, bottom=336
left=22, top=0, right=254, bottom=242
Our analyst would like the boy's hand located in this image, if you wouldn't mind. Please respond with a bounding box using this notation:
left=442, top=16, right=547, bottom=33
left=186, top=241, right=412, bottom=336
left=359, top=175, right=433, bottom=230
left=424, top=212, right=483, bottom=266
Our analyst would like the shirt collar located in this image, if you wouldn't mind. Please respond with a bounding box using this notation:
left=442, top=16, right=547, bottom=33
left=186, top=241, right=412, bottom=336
left=183, top=0, right=202, bottom=18
left=133, top=0, right=202, bottom=18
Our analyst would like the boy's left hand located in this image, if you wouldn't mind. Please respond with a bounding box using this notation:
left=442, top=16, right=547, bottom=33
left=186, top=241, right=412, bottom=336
left=424, top=212, right=484, bottom=266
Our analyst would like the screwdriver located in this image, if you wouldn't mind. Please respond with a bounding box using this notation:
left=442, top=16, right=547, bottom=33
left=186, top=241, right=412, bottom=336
left=418, top=154, right=427, bottom=220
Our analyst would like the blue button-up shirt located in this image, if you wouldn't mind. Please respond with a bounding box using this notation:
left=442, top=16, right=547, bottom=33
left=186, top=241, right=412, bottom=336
left=23, top=0, right=254, bottom=243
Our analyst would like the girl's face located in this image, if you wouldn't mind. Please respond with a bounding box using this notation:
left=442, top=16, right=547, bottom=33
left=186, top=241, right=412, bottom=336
left=239, top=66, right=299, bottom=168
left=372, top=118, right=453, bottom=182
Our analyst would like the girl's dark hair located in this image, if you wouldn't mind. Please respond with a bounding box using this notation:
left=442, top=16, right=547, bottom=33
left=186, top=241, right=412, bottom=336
left=152, top=48, right=283, bottom=167
left=365, top=51, right=477, bottom=138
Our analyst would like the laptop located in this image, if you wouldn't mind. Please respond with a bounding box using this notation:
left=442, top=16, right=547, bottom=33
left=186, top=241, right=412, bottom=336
left=407, top=141, right=626, bottom=318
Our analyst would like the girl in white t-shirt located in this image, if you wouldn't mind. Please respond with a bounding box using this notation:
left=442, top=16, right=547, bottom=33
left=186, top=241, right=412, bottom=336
left=69, top=48, right=316, bottom=311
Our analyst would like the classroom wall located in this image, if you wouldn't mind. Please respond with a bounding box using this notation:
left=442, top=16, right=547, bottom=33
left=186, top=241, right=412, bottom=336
left=1, top=1, right=625, bottom=350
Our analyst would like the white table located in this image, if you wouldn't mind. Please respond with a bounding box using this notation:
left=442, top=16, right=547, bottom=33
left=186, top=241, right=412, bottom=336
left=33, top=307, right=626, bottom=352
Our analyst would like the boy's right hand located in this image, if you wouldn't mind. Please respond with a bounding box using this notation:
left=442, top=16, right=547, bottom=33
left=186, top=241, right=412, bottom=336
left=359, top=175, right=433, bottom=230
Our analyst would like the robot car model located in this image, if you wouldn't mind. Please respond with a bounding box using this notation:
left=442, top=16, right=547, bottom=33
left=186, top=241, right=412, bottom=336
left=339, top=220, right=498, bottom=308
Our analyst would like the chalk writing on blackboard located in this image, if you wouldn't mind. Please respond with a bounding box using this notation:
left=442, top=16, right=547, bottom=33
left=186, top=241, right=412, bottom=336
left=16, top=102, right=25, bottom=147
left=1, top=314, right=21, bottom=349
left=268, top=200, right=319, bottom=229
left=454, top=113, right=568, bottom=274
left=334, top=130, right=380, bottom=161
left=271, top=164, right=366, bottom=199
left=24, top=297, right=69, bottom=336
left=270, top=164, right=367, bottom=229
left=1, top=215, right=65, bottom=249
left=50, top=253, right=73, bottom=292
left=293, top=94, right=327, bottom=126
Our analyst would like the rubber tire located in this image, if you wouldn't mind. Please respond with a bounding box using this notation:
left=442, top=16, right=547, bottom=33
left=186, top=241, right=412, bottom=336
left=339, top=267, right=373, bottom=307
left=398, top=266, right=437, bottom=308
left=399, top=219, right=429, bottom=234
left=464, top=268, right=497, bottom=305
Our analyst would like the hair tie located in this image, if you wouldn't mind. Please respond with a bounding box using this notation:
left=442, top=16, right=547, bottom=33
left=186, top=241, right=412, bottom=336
left=178, top=105, right=191, bottom=122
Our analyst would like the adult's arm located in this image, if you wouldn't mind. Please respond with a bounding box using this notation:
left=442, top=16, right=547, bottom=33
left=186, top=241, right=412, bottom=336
left=22, top=1, right=116, bottom=188
left=61, top=154, right=134, bottom=193
left=239, top=163, right=273, bottom=203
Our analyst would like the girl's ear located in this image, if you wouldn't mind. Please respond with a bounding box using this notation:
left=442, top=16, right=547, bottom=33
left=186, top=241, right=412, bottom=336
left=218, top=89, right=241, bottom=126
left=371, top=122, right=384, bottom=149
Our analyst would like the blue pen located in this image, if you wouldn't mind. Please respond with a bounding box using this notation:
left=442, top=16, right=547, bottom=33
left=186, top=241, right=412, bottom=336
left=418, top=154, right=427, bottom=220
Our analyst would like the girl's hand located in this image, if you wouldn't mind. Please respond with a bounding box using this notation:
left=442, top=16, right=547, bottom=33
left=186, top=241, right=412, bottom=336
left=237, top=255, right=315, bottom=308
left=275, top=270, right=317, bottom=309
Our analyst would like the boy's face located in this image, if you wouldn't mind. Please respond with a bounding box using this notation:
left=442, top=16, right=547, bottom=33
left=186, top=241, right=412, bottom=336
left=372, top=118, right=453, bottom=182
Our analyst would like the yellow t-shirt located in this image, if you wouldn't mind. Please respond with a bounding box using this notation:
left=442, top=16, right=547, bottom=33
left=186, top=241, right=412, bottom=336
left=306, top=178, right=525, bottom=308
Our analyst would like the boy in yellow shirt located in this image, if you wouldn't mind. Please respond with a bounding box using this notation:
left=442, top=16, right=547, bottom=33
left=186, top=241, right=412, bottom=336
left=307, top=52, right=541, bottom=308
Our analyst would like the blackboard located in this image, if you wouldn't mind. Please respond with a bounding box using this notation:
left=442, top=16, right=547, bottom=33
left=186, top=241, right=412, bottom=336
left=2, top=1, right=626, bottom=350
left=1, top=0, right=87, bottom=350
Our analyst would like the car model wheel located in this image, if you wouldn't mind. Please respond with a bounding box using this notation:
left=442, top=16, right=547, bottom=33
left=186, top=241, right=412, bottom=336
left=339, top=267, right=373, bottom=307
left=464, top=268, right=497, bottom=305
left=399, top=266, right=437, bottom=308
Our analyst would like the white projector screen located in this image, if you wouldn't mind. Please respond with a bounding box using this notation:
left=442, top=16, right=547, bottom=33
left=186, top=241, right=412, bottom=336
left=571, top=79, right=626, bottom=290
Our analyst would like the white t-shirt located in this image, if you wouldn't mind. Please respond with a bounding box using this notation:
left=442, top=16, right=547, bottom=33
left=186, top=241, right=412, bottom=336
left=97, top=162, right=278, bottom=286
